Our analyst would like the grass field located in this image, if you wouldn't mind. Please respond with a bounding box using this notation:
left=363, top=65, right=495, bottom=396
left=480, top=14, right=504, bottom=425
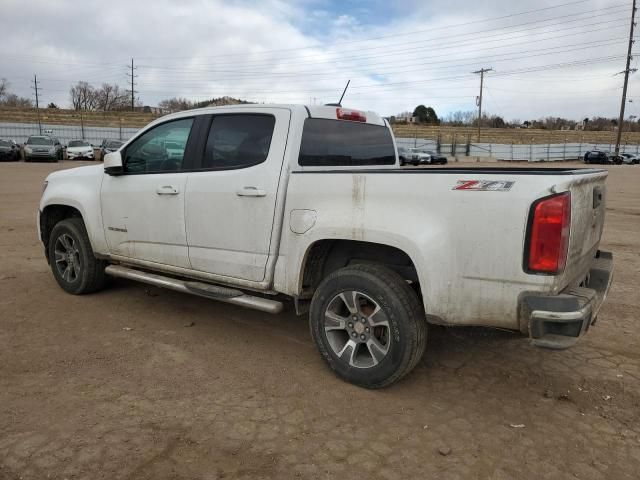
left=391, top=123, right=640, bottom=145
left=2, top=107, right=639, bottom=145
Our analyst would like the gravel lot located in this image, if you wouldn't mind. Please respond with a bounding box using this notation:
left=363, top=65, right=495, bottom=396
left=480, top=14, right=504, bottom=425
left=1, top=160, right=639, bottom=480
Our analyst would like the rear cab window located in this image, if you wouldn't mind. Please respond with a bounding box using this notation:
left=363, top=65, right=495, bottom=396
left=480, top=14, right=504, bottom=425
left=298, top=118, right=396, bottom=167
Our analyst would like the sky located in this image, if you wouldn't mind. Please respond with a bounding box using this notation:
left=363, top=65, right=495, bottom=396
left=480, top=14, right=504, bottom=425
left=0, top=0, right=636, bottom=121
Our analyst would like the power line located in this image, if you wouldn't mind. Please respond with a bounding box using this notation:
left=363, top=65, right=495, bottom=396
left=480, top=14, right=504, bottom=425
left=473, top=68, right=493, bottom=141
left=615, top=0, right=637, bottom=154
left=126, top=58, right=137, bottom=111
left=134, top=0, right=607, bottom=61
left=30, top=74, right=42, bottom=134
left=137, top=14, right=629, bottom=73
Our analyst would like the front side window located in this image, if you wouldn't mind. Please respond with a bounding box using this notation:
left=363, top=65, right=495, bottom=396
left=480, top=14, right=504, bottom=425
left=124, top=118, right=194, bottom=173
left=202, top=114, right=275, bottom=169
left=298, top=118, right=396, bottom=167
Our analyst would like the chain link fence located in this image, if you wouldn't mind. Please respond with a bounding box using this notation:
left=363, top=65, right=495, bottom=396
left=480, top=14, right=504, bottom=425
left=396, top=137, right=640, bottom=161
left=2, top=122, right=639, bottom=161
left=0, top=122, right=139, bottom=146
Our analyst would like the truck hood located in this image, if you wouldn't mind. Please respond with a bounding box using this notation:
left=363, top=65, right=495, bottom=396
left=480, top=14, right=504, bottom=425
left=46, top=164, right=103, bottom=183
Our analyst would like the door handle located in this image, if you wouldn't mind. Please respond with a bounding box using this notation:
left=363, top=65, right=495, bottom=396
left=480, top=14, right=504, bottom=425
left=236, top=186, right=267, bottom=197
left=156, top=185, right=179, bottom=195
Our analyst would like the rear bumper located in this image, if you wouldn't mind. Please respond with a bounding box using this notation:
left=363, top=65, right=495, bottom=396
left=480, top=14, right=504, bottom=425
left=521, top=251, right=613, bottom=349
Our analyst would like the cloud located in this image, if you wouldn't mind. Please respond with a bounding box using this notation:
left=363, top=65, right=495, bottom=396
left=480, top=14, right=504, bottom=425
left=0, top=0, right=632, bottom=120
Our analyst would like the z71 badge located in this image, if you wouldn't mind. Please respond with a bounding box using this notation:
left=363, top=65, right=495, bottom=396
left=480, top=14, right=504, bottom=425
left=453, top=180, right=515, bottom=191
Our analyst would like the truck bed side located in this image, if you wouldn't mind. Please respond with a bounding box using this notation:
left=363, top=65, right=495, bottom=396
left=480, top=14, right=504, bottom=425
left=275, top=167, right=608, bottom=331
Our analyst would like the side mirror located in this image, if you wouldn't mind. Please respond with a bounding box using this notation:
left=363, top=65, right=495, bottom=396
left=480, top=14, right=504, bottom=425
left=104, top=151, right=124, bottom=175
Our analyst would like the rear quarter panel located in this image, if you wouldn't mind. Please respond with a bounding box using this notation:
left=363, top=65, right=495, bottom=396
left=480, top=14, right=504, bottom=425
left=276, top=169, right=596, bottom=330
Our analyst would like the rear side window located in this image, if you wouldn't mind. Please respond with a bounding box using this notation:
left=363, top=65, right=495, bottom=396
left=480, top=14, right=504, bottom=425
left=202, top=114, right=275, bottom=169
left=298, top=118, right=396, bottom=167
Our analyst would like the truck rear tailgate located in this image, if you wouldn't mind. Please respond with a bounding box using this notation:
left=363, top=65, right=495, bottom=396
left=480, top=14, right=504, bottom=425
left=556, top=170, right=608, bottom=290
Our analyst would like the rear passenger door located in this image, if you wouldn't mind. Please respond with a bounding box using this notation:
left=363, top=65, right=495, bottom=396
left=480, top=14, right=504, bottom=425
left=185, top=108, right=291, bottom=282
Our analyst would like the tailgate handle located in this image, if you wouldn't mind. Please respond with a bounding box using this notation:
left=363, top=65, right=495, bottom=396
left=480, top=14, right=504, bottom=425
left=593, top=187, right=602, bottom=209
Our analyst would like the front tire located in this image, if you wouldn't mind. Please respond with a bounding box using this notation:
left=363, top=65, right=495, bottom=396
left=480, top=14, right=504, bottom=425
left=309, top=264, right=427, bottom=388
left=48, top=218, right=106, bottom=294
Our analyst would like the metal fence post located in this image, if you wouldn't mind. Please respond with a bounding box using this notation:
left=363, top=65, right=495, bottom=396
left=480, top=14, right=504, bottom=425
left=563, top=138, right=567, bottom=161
left=119, top=118, right=123, bottom=141
left=511, top=142, right=514, bottom=161
left=547, top=142, right=550, bottom=161
left=452, top=133, right=457, bottom=160
left=529, top=141, right=533, bottom=162
left=579, top=137, right=582, bottom=160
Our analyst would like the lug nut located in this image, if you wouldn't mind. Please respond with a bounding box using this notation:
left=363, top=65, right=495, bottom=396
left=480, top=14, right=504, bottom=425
left=352, top=332, right=357, bottom=338
left=360, top=334, right=366, bottom=340
left=361, top=318, right=366, bottom=323
left=348, top=322, right=353, bottom=328
left=365, top=327, right=370, bottom=333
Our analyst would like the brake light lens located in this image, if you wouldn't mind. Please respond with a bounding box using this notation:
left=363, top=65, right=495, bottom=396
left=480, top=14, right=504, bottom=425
left=336, top=108, right=366, bottom=122
left=526, top=192, right=571, bottom=274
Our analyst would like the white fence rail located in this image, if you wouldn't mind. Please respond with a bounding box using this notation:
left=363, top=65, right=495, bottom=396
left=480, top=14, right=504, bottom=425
left=0, top=121, right=138, bottom=145
left=396, top=137, right=640, bottom=161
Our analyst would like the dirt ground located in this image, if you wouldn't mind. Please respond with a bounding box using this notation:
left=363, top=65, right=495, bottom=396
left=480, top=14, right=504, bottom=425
left=1, top=160, right=639, bottom=480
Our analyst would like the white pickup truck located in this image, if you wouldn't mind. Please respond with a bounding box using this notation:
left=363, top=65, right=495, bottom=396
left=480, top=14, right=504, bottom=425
left=38, top=104, right=613, bottom=388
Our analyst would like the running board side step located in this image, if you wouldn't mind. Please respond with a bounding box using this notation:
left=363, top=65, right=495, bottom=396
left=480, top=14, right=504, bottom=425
left=105, top=265, right=284, bottom=314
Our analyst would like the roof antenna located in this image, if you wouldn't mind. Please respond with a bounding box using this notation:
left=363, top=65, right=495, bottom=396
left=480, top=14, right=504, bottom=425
left=325, top=80, right=350, bottom=107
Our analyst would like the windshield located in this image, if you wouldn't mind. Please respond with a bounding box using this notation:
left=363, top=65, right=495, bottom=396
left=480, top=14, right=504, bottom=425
left=68, top=140, right=90, bottom=147
left=27, top=137, right=53, bottom=146
left=0, top=140, right=10, bottom=147
left=105, top=141, right=123, bottom=149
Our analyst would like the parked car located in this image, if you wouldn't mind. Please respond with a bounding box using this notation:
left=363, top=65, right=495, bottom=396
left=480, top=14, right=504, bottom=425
left=38, top=104, right=613, bottom=388
left=397, top=147, right=410, bottom=166
left=0, top=139, right=20, bottom=161
left=410, top=148, right=448, bottom=165
left=99, top=140, right=124, bottom=161
left=24, top=135, right=63, bottom=162
left=66, top=140, right=95, bottom=160
left=583, top=150, right=613, bottom=165
left=618, top=153, right=639, bottom=165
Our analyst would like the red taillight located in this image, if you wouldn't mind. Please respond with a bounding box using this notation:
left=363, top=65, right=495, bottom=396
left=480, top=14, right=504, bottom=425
left=336, top=108, right=366, bottom=122
left=526, top=192, right=571, bottom=274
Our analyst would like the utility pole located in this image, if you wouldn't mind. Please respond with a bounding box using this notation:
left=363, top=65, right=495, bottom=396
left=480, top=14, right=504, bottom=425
left=615, top=0, right=637, bottom=155
left=31, top=74, right=42, bottom=134
left=473, top=67, right=492, bottom=142
left=126, top=58, right=137, bottom=112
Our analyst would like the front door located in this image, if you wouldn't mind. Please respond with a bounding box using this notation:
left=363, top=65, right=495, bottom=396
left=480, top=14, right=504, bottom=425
left=185, top=108, right=291, bottom=282
left=101, top=117, right=195, bottom=268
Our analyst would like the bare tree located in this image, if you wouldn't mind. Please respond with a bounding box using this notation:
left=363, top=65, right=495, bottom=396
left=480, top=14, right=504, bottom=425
left=2, top=93, right=33, bottom=108
left=96, top=83, right=129, bottom=111
left=158, top=97, right=193, bottom=113
left=70, top=81, right=99, bottom=110
left=0, top=78, right=8, bottom=100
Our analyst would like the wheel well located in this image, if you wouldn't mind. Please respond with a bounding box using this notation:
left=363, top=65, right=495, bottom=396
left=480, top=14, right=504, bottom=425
left=300, top=240, right=419, bottom=296
left=40, top=205, right=83, bottom=252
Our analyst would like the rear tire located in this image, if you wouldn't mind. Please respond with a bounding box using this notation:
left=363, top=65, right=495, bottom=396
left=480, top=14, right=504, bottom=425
left=48, top=218, right=107, bottom=294
left=309, top=264, right=427, bottom=388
